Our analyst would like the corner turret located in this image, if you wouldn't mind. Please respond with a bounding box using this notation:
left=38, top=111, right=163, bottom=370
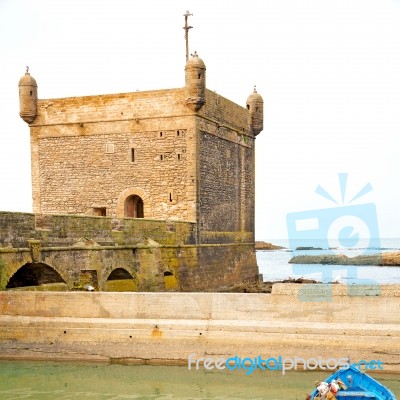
left=185, top=52, right=206, bottom=112
left=18, top=67, right=38, bottom=124
left=246, top=86, right=263, bottom=136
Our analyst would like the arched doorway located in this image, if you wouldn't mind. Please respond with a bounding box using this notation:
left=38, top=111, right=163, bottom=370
left=6, top=262, right=66, bottom=290
left=124, top=195, right=144, bottom=218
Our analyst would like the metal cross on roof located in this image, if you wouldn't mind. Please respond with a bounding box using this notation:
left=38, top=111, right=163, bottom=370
left=183, top=11, right=193, bottom=63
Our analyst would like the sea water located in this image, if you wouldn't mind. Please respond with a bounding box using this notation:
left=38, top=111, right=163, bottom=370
left=0, top=361, right=399, bottom=399
left=257, top=238, right=400, bottom=284
left=1, top=241, right=399, bottom=399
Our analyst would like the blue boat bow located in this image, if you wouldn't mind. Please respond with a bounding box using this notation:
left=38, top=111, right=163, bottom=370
left=308, top=364, right=396, bottom=400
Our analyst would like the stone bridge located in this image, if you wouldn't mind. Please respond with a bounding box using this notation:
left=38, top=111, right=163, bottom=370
left=0, top=212, right=258, bottom=292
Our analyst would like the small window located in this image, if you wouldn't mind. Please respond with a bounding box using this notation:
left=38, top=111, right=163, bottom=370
left=159, top=132, right=163, bottom=138
left=177, top=131, right=180, bottom=137
left=198, top=74, right=201, bottom=79
left=246, top=104, right=250, bottom=110
left=105, top=143, right=115, bottom=153
left=168, top=190, right=175, bottom=203
left=93, top=207, right=106, bottom=216
left=166, top=224, right=176, bottom=232
left=177, top=154, right=181, bottom=161
left=131, top=148, right=135, bottom=162
left=160, top=154, right=163, bottom=161
left=30, top=91, right=33, bottom=96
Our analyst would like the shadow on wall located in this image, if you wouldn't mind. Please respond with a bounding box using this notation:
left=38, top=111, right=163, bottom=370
left=104, top=267, right=137, bottom=291
left=6, top=262, right=66, bottom=291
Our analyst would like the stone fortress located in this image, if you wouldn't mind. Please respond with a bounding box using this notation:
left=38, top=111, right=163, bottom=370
left=2, top=17, right=400, bottom=377
left=0, top=22, right=264, bottom=292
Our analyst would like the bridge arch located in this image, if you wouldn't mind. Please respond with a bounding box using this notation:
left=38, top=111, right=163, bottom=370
left=6, top=262, right=67, bottom=290
left=103, top=267, right=138, bottom=292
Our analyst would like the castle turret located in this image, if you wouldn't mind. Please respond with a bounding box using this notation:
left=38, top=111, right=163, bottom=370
left=18, top=67, right=38, bottom=124
left=246, top=86, right=263, bottom=136
left=185, top=52, right=206, bottom=111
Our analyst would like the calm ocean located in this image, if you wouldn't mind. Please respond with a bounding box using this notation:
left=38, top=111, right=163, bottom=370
left=257, top=238, right=400, bottom=284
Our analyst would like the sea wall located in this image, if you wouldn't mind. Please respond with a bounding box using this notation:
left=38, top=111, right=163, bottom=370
left=1, top=284, right=399, bottom=371
left=0, top=212, right=258, bottom=291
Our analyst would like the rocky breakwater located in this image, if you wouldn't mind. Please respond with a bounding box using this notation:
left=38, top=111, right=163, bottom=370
left=255, top=241, right=285, bottom=250
left=289, top=252, right=400, bottom=266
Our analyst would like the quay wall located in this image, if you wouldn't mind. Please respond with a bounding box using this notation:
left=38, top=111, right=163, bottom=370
left=0, top=212, right=258, bottom=291
left=1, top=284, right=399, bottom=372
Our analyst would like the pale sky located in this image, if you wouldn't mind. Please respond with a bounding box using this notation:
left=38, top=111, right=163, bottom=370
left=1, top=0, right=399, bottom=240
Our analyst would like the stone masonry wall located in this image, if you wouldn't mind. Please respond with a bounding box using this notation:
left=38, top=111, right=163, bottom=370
left=0, top=212, right=257, bottom=291
left=1, top=288, right=399, bottom=371
left=36, top=129, right=189, bottom=219
left=0, top=212, right=196, bottom=248
left=197, top=89, right=255, bottom=243
left=21, top=86, right=260, bottom=289
left=199, top=89, right=251, bottom=133
left=31, top=89, right=197, bottom=221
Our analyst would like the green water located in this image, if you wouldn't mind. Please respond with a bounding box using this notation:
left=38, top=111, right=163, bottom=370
left=0, top=361, right=399, bottom=399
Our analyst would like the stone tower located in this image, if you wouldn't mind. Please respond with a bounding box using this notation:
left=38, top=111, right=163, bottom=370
left=17, top=54, right=264, bottom=290
left=246, top=86, right=264, bottom=136
left=185, top=51, right=206, bottom=111
left=18, top=67, right=38, bottom=124
left=18, top=55, right=263, bottom=224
